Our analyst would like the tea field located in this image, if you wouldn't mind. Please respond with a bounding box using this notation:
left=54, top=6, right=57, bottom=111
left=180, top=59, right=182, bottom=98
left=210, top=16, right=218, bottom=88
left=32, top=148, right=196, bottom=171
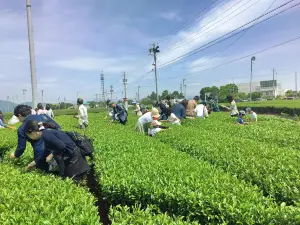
left=1, top=112, right=300, bottom=224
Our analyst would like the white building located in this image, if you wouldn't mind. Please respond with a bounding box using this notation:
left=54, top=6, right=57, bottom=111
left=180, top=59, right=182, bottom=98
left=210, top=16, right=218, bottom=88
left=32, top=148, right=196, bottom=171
left=236, top=80, right=286, bottom=97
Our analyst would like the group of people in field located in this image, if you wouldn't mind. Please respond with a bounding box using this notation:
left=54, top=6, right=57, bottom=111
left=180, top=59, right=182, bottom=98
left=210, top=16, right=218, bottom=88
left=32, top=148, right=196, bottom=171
left=6, top=98, right=91, bottom=182
left=3, top=94, right=258, bottom=182
left=133, top=95, right=258, bottom=136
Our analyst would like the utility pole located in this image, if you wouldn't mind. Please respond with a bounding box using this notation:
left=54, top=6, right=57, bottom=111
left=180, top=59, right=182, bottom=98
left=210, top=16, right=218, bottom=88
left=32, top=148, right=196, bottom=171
left=64, top=97, right=66, bottom=109
left=180, top=84, right=182, bottom=95
left=250, top=56, right=256, bottom=101
left=272, top=68, right=276, bottom=99
left=138, top=86, right=141, bottom=101
left=23, top=89, right=27, bottom=104
left=58, top=97, right=60, bottom=109
left=110, top=85, right=113, bottom=101
left=41, top=90, right=44, bottom=105
left=295, top=72, right=298, bottom=93
left=26, top=0, right=38, bottom=108
left=123, top=72, right=128, bottom=110
left=100, top=72, right=105, bottom=107
left=77, top=91, right=80, bottom=99
left=183, top=79, right=186, bottom=98
left=7, top=96, right=9, bottom=112
left=149, top=43, right=160, bottom=102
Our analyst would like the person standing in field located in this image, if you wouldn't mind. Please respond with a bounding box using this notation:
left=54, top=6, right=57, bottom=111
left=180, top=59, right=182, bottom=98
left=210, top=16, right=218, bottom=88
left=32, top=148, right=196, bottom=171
left=134, top=103, right=142, bottom=117
left=75, top=98, right=88, bottom=129
left=186, top=96, right=199, bottom=119
left=172, top=100, right=186, bottom=119
left=136, top=108, right=160, bottom=134
left=10, top=105, right=61, bottom=171
left=222, top=95, right=239, bottom=117
left=195, top=101, right=209, bottom=119
left=45, top=104, right=55, bottom=119
left=24, top=120, right=89, bottom=181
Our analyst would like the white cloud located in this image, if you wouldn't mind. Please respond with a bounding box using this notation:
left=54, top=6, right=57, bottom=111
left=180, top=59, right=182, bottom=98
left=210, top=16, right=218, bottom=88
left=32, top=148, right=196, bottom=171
left=158, top=0, right=295, bottom=68
left=159, top=11, right=182, bottom=21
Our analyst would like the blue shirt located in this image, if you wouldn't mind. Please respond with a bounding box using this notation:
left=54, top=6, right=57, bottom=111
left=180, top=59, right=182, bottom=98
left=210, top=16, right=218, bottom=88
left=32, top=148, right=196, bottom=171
left=42, top=129, right=76, bottom=158
left=237, top=117, right=244, bottom=124
left=0, top=119, right=7, bottom=127
left=172, top=103, right=186, bottom=119
left=14, top=114, right=61, bottom=161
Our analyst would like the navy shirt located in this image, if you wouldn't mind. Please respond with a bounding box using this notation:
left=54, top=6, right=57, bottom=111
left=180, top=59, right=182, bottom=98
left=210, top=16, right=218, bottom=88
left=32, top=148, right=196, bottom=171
left=42, top=129, right=76, bottom=158
left=172, top=103, right=186, bottom=120
left=237, top=117, right=244, bottom=124
left=14, top=114, right=61, bottom=161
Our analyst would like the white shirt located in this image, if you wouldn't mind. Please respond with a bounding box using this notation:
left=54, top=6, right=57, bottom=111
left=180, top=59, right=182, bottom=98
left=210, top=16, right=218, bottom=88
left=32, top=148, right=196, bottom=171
left=149, top=127, right=162, bottom=136
left=78, top=104, right=88, bottom=125
left=138, top=112, right=153, bottom=125
left=195, top=104, right=208, bottom=118
left=229, top=100, right=239, bottom=115
left=37, top=109, right=47, bottom=115
left=168, top=113, right=180, bottom=125
left=46, top=109, right=54, bottom=118
left=251, top=112, right=257, bottom=121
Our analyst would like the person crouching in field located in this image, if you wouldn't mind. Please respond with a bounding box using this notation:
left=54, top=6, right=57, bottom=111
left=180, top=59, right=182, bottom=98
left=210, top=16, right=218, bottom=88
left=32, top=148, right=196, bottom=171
left=136, top=108, right=160, bottom=134
left=110, top=102, right=128, bottom=125
left=148, top=120, right=169, bottom=137
left=250, top=108, right=257, bottom=122
left=24, top=120, right=89, bottom=181
left=237, top=110, right=249, bottom=125
left=10, top=105, right=61, bottom=171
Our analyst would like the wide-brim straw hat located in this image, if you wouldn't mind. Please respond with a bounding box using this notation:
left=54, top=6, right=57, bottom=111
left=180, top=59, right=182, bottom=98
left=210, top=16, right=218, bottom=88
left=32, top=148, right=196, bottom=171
left=151, top=107, right=160, bottom=117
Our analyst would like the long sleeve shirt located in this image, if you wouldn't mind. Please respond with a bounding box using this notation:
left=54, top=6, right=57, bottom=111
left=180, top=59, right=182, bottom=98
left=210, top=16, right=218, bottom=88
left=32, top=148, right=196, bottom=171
left=186, top=100, right=197, bottom=117
left=78, top=104, right=88, bottom=125
left=195, top=104, right=208, bottom=118
left=41, top=129, right=76, bottom=158
left=14, top=114, right=61, bottom=161
left=172, top=103, right=186, bottom=119
left=0, top=119, right=7, bottom=127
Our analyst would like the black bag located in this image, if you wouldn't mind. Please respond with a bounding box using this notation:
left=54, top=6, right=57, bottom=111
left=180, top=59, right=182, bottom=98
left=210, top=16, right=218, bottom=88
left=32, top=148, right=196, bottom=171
left=65, top=131, right=94, bottom=157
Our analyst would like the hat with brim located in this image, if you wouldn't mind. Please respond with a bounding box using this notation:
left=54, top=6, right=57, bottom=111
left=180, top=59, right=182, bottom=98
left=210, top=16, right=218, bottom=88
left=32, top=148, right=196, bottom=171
left=151, top=107, right=159, bottom=117
left=239, top=110, right=246, bottom=115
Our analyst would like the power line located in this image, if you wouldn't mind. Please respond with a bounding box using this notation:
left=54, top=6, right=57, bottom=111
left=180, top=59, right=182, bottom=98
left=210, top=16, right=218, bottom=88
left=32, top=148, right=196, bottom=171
left=170, top=35, right=300, bottom=79
left=187, top=0, right=278, bottom=71
left=158, top=0, right=298, bottom=69
left=162, top=0, right=252, bottom=52
left=157, top=0, right=223, bottom=43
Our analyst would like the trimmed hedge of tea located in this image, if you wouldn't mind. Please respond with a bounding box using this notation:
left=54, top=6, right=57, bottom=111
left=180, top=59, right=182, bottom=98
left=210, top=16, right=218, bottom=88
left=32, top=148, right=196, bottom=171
left=90, top=121, right=300, bottom=224
left=0, top=164, right=99, bottom=224
left=154, top=121, right=300, bottom=205
left=110, top=205, right=198, bottom=225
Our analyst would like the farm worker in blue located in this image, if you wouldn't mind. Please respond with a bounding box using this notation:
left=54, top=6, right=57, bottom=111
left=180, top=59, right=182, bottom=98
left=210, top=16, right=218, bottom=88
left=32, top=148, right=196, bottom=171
left=237, top=110, right=249, bottom=125
left=110, top=102, right=128, bottom=125
left=24, top=120, right=89, bottom=181
left=10, top=105, right=61, bottom=171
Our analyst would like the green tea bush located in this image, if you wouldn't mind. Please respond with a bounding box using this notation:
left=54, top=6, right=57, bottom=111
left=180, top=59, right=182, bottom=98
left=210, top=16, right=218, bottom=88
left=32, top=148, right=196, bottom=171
left=0, top=164, right=99, bottom=224
left=90, top=121, right=300, bottom=224
left=110, top=205, right=198, bottom=225
left=154, top=120, right=300, bottom=205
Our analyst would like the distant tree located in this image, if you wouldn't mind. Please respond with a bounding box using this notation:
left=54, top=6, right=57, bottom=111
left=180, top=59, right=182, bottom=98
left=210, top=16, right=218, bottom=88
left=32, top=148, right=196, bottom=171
left=200, top=87, right=212, bottom=100
left=140, top=98, right=153, bottom=106
left=147, top=91, right=157, bottom=101
left=161, top=90, right=169, bottom=100
left=285, top=90, right=294, bottom=97
left=219, top=84, right=238, bottom=101
left=251, top=92, right=262, bottom=100
left=237, top=92, right=248, bottom=100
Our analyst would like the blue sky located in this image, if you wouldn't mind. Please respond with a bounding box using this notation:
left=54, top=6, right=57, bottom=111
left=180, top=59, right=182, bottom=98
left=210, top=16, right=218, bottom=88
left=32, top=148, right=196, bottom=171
left=0, top=0, right=299, bottom=103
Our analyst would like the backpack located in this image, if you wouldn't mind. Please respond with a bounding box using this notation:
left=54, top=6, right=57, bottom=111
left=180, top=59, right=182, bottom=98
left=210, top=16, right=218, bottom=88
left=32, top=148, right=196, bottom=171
left=65, top=131, right=94, bottom=157
left=159, top=101, right=169, bottom=113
